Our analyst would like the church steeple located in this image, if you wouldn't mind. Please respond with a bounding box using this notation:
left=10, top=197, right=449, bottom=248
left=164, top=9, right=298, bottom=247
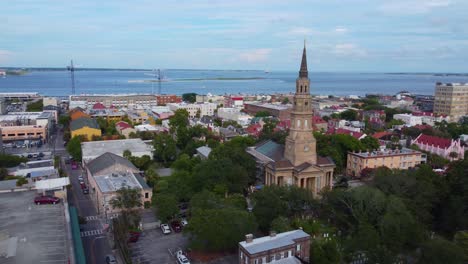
left=299, top=41, right=308, bottom=78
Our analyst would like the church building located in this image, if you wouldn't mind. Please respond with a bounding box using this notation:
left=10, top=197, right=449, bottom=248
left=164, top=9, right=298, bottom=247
left=247, top=44, right=335, bottom=195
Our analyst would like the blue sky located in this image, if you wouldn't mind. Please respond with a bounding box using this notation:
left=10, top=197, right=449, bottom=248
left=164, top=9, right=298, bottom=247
left=1, top=0, right=468, bottom=72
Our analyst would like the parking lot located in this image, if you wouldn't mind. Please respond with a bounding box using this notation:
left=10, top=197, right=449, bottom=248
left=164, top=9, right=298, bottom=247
left=130, top=228, right=189, bottom=264
left=0, top=191, right=69, bottom=263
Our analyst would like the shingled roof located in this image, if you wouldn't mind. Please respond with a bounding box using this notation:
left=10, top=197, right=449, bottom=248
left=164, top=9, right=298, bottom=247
left=414, top=134, right=452, bottom=149
left=70, top=117, right=100, bottom=131
left=87, top=152, right=138, bottom=176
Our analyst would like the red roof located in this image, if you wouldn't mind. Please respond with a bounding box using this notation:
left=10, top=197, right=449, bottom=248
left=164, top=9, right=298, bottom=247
left=414, top=124, right=432, bottom=130
left=371, top=131, right=392, bottom=139
left=246, top=124, right=262, bottom=136
left=327, top=128, right=364, bottom=139
left=312, top=116, right=327, bottom=124
left=116, top=121, right=132, bottom=130
left=415, top=134, right=451, bottom=149
left=92, top=102, right=106, bottom=110
left=231, top=97, right=243, bottom=100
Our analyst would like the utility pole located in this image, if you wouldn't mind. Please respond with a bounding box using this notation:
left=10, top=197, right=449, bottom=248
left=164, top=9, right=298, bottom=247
left=157, top=69, right=162, bottom=95
left=67, top=60, right=76, bottom=94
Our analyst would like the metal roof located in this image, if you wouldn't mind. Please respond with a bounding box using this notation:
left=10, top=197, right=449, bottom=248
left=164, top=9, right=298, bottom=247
left=239, top=230, right=310, bottom=255
left=196, top=146, right=212, bottom=158
left=70, top=117, right=100, bottom=131
left=255, top=140, right=284, bottom=161
left=94, top=172, right=142, bottom=193
left=87, top=152, right=137, bottom=176
left=81, top=138, right=153, bottom=161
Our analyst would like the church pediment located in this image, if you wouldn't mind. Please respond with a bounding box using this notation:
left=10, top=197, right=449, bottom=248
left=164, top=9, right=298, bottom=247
left=294, top=163, right=324, bottom=173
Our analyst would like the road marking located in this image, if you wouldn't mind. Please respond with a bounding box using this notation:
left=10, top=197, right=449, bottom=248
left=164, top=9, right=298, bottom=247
left=85, top=215, right=99, bottom=221
left=80, top=229, right=103, bottom=237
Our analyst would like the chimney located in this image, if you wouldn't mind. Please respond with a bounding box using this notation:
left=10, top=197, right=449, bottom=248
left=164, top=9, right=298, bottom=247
left=269, top=231, right=277, bottom=237
left=245, top=234, right=254, bottom=243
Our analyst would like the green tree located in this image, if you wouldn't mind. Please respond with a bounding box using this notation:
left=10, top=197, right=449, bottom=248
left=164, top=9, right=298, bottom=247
left=186, top=208, right=257, bottom=251
left=66, top=136, right=83, bottom=161
left=418, top=238, right=465, bottom=264
left=153, top=133, right=177, bottom=166
left=454, top=231, right=468, bottom=262
left=182, top=93, right=197, bottom=103
left=281, top=97, right=290, bottom=104
left=110, top=187, right=142, bottom=210
left=0, top=154, right=27, bottom=168
left=310, top=240, right=342, bottom=264
left=154, top=193, right=178, bottom=221
left=340, top=109, right=358, bottom=121
left=123, top=149, right=132, bottom=159
left=58, top=115, right=70, bottom=127
left=255, top=111, right=271, bottom=117
left=16, top=177, right=28, bottom=186
left=0, top=167, right=9, bottom=181
left=360, top=136, right=379, bottom=151
left=26, top=100, right=43, bottom=112
left=169, top=109, right=190, bottom=148
left=270, top=216, right=292, bottom=233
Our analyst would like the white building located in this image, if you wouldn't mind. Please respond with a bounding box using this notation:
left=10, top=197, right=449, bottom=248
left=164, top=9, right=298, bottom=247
left=43, top=97, right=59, bottom=107
left=81, top=138, right=153, bottom=163
left=217, top=108, right=252, bottom=126
left=393, top=114, right=423, bottom=127
left=167, top=102, right=217, bottom=118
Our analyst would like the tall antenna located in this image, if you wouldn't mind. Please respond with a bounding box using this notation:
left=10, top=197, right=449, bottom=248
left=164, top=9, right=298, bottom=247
left=67, top=60, right=76, bottom=94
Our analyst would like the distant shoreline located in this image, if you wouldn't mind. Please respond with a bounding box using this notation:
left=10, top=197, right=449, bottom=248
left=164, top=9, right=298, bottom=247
left=128, top=77, right=266, bottom=83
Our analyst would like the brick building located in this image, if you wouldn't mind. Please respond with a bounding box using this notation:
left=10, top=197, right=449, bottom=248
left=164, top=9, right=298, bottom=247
left=156, top=94, right=182, bottom=106
left=243, top=102, right=292, bottom=120
left=238, top=230, right=311, bottom=264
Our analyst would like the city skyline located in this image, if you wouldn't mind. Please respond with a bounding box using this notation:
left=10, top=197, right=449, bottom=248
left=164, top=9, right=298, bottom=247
left=1, top=0, right=468, bottom=72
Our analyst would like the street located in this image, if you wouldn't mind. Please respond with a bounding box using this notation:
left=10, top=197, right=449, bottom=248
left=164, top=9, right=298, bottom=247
left=64, top=155, right=113, bottom=264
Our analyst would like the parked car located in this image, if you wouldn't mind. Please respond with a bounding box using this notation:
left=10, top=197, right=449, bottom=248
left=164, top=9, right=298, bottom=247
left=80, top=182, right=87, bottom=189
left=160, top=223, right=171, bottom=235
left=34, top=196, right=60, bottom=205
left=78, top=175, right=84, bottom=181
left=38, top=152, right=44, bottom=157
left=176, top=250, right=190, bottom=264
left=127, top=231, right=141, bottom=243
left=71, top=163, right=78, bottom=170
left=171, top=220, right=182, bottom=233
left=181, top=219, right=188, bottom=227
left=105, top=254, right=117, bottom=264
left=82, top=187, right=89, bottom=194
left=27, top=154, right=33, bottom=159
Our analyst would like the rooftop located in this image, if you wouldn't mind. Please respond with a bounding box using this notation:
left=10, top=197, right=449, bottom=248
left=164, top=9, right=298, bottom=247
left=239, top=229, right=310, bottom=255
left=244, top=102, right=291, bottom=111
left=350, top=147, right=422, bottom=158
left=70, top=117, right=100, bottom=131
left=94, top=171, right=142, bottom=193
left=414, top=134, right=452, bottom=149
left=87, top=152, right=138, bottom=176
left=0, top=191, right=69, bottom=263
left=196, top=146, right=212, bottom=157
left=82, top=138, right=153, bottom=160
left=0, top=112, right=53, bottom=122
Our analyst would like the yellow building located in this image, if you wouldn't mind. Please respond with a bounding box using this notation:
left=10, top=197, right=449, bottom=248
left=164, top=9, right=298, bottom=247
left=70, top=117, right=102, bottom=141
left=346, top=148, right=427, bottom=178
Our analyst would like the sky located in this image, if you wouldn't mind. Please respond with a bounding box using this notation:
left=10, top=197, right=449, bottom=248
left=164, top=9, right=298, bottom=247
left=1, top=0, right=468, bottom=72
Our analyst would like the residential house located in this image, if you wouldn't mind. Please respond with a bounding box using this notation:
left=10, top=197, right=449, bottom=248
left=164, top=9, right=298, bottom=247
left=70, top=107, right=90, bottom=120
left=327, top=128, right=366, bottom=140
left=346, top=148, right=427, bottom=178
left=70, top=117, right=101, bottom=141
left=238, top=230, right=311, bottom=264
left=412, top=134, right=465, bottom=160
left=115, top=121, right=136, bottom=138
left=85, top=152, right=152, bottom=214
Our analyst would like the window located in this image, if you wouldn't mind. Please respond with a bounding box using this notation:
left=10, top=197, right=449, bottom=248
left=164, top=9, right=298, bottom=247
left=254, top=259, right=258, bottom=264
left=296, top=244, right=301, bottom=251
left=288, top=251, right=292, bottom=257
left=145, top=192, right=149, bottom=199
left=297, top=120, right=300, bottom=128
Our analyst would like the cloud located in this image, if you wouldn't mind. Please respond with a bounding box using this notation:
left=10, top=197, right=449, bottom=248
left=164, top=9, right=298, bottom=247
left=334, top=26, right=348, bottom=33
left=238, top=49, right=272, bottom=63
left=379, top=0, right=452, bottom=15
left=332, top=44, right=367, bottom=57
